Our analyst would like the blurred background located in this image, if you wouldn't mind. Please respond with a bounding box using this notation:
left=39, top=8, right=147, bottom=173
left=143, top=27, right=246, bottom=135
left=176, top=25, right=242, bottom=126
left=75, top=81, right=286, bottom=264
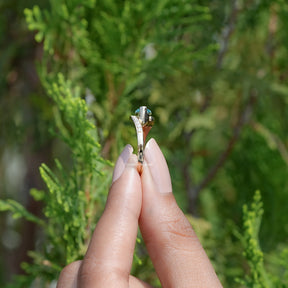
left=1, top=0, right=288, bottom=286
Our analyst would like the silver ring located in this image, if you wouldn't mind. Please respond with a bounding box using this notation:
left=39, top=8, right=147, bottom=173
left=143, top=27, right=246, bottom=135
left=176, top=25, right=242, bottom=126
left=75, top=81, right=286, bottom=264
left=131, top=106, right=154, bottom=163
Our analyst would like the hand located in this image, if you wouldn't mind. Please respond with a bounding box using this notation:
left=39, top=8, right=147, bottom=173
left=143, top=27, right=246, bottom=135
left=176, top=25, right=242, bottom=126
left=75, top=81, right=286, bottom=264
left=57, top=138, right=223, bottom=288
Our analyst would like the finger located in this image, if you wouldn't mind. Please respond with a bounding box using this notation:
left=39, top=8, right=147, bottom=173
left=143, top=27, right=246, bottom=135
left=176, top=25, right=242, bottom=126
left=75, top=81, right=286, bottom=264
left=129, top=275, right=154, bottom=288
left=78, top=145, right=142, bottom=288
left=139, top=139, right=222, bottom=288
left=57, top=261, right=82, bottom=288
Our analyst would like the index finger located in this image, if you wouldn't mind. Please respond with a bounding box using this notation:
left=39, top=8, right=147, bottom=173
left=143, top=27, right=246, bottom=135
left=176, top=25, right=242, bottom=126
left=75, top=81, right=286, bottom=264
left=78, top=145, right=142, bottom=288
left=139, top=139, right=222, bottom=288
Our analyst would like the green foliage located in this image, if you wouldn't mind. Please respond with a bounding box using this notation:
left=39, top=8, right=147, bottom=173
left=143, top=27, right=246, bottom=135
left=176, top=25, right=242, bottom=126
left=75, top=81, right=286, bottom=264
left=41, top=74, right=110, bottom=265
left=237, top=191, right=288, bottom=288
left=37, top=73, right=111, bottom=269
left=1, top=0, right=288, bottom=287
left=237, top=191, right=270, bottom=288
left=24, top=0, right=215, bottom=160
left=0, top=199, right=44, bottom=226
left=1, top=70, right=111, bottom=286
left=24, top=1, right=94, bottom=55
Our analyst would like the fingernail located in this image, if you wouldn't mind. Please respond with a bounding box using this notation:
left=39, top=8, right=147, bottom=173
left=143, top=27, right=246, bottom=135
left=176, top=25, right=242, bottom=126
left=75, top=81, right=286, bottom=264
left=144, top=138, right=172, bottom=193
left=112, top=144, right=133, bottom=183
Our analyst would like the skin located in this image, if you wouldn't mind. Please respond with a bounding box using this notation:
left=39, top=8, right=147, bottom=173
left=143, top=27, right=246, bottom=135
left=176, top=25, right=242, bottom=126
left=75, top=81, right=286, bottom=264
left=56, top=139, right=223, bottom=288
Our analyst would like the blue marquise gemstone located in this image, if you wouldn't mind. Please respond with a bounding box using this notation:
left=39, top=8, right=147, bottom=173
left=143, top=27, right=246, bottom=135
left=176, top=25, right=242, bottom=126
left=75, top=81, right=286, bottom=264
left=135, top=107, right=152, bottom=115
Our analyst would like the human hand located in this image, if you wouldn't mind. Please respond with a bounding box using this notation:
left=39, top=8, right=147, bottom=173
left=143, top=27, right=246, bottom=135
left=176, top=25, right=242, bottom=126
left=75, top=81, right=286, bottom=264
left=57, top=138, right=223, bottom=288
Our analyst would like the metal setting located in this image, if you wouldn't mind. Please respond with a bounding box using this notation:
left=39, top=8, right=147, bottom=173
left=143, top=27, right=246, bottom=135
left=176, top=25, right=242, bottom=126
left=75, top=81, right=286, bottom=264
left=131, top=106, right=154, bottom=163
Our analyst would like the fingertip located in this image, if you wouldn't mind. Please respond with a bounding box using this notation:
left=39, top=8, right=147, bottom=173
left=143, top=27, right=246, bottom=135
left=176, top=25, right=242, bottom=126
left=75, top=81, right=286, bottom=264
left=108, top=153, right=141, bottom=215
left=111, top=153, right=140, bottom=193
left=144, top=138, right=172, bottom=194
left=140, top=139, right=174, bottom=218
left=112, top=144, right=134, bottom=183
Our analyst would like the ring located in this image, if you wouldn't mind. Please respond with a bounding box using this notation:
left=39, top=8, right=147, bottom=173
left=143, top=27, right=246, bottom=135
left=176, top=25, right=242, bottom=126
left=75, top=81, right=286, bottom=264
left=131, top=106, right=154, bottom=164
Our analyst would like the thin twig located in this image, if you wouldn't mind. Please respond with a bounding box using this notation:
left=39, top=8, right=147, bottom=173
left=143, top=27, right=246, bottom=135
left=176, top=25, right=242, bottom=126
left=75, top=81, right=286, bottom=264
left=216, top=0, right=239, bottom=69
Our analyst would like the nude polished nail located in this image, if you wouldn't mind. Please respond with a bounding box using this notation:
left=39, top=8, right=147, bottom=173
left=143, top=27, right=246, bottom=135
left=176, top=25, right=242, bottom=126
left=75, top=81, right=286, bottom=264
left=112, top=144, right=133, bottom=183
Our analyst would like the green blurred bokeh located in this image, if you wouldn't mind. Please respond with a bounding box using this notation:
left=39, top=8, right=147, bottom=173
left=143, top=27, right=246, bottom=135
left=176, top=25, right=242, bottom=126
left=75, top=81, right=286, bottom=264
left=1, top=0, right=288, bottom=286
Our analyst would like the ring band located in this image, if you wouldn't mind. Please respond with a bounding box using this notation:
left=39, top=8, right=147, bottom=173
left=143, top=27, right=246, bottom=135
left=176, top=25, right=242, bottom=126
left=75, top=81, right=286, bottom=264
left=131, top=106, right=154, bottom=163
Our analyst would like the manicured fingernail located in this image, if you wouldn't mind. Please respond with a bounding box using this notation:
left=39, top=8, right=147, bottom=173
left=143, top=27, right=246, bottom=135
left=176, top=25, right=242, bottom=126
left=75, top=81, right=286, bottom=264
left=112, top=144, right=133, bottom=183
left=144, top=138, right=172, bottom=193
